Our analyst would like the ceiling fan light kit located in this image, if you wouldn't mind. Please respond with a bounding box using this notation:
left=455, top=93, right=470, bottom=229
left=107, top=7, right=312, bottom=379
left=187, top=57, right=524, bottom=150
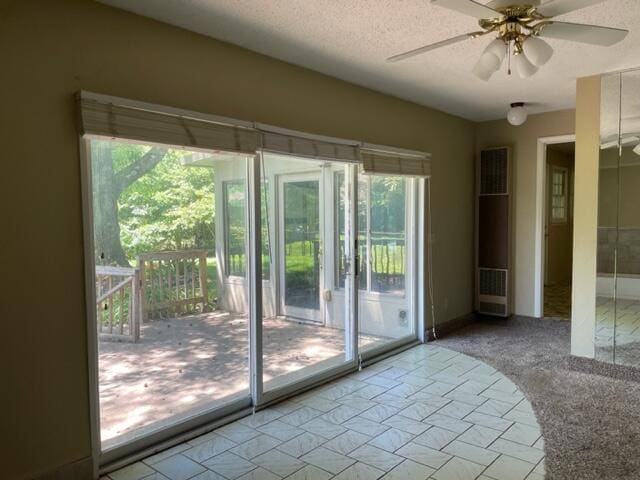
left=472, top=58, right=495, bottom=80
left=522, top=36, right=553, bottom=66
left=486, top=38, right=507, bottom=61
left=513, top=50, right=538, bottom=78
left=388, top=0, right=629, bottom=82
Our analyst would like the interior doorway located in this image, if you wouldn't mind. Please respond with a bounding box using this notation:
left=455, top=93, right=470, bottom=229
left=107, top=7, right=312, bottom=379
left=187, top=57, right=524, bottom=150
left=543, top=142, right=575, bottom=319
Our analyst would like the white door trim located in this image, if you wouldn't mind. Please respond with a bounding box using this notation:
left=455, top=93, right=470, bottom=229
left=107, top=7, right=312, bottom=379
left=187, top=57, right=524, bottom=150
left=535, top=134, right=576, bottom=318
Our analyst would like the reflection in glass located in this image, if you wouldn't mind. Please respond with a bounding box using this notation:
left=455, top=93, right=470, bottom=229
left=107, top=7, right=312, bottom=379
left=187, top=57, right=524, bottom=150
left=283, top=180, right=321, bottom=311
left=370, top=176, right=407, bottom=295
left=261, top=180, right=271, bottom=280
left=596, top=69, right=640, bottom=367
left=223, top=180, right=246, bottom=277
left=335, top=172, right=367, bottom=289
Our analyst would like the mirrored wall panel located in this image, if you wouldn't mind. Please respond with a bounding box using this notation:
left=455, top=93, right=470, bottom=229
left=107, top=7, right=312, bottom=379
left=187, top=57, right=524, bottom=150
left=596, top=69, right=640, bottom=367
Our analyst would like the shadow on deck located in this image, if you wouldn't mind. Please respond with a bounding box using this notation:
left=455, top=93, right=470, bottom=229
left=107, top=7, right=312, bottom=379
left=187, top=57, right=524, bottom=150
left=98, top=310, right=386, bottom=447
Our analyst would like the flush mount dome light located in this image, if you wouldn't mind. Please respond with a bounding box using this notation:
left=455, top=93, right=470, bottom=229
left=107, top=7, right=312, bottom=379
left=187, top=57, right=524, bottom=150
left=507, top=102, right=528, bottom=126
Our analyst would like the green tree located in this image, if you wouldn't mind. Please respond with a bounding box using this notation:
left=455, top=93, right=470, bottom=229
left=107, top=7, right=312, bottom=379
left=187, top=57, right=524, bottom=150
left=92, top=140, right=215, bottom=266
left=91, top=140, right=167, bottom=266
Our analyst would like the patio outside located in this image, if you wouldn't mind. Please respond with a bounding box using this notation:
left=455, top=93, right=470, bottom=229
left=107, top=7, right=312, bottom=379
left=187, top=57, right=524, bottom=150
left=99, top=311, right=385, bottom=447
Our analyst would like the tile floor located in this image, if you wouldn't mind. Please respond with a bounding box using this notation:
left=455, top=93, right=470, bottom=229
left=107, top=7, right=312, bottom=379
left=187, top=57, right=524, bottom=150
left=104, top=344, right=546, bottom=480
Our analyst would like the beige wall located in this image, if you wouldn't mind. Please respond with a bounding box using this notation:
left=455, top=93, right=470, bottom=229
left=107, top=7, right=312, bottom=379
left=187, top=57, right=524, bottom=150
left=0, top=1, right=476, bottom=478
left=476, top=110, right=575, bottom=316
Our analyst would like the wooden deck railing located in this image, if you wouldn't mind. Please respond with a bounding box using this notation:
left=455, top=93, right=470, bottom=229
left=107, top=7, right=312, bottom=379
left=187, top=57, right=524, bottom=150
left=138, top=249, right=209, bottom=321
left=95, top=266, right=141, bottom=342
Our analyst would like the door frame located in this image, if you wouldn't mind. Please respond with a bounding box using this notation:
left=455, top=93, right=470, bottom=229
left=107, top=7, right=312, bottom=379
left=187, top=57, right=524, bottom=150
left=535, top=134, right=576, bottom=318
left=276, top=171, right=325, bottom=323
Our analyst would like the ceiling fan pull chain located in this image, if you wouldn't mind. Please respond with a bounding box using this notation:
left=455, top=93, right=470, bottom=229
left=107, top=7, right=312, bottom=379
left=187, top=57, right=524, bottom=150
left=507, top=41, right=512, bottom=75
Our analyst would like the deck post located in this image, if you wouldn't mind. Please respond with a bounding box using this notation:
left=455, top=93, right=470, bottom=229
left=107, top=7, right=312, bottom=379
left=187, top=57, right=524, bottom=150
left=199, top=251, right=209, bottom=311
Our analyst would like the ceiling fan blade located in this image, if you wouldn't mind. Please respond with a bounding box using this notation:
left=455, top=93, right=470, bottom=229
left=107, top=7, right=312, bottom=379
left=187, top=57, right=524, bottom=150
left=387, top=33, right=477, bottom=62
left=431, top=0, right=499, bottom=19
left=536, top=0, right=607, bottom=18
left=538, top=21, right=628, bottom=46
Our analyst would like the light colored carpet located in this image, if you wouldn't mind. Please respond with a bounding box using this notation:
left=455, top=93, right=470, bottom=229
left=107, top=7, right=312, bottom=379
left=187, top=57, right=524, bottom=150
left=435, top=316, right=640, bottom=480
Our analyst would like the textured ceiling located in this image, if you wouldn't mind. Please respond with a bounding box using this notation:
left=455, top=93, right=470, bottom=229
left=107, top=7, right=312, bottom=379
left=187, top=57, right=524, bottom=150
left=97, top=0, right=640, bottom=121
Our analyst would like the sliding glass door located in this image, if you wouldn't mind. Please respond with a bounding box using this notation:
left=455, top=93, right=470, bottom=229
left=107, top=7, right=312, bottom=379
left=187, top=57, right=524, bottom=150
left=259, top=154, right=357, bottom=394
left=81, top=106, right=425, bottom=465
left=87, top=138, right=252, bottom=454
left=335, top=172, right=420, bottom=355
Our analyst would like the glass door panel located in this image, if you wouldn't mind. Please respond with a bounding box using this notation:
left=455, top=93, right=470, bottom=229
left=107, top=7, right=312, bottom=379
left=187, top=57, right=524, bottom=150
left=280, top=175, right=322, bottom=321
left=260, top=153, right=355, bottom=393
left=595, top=73, right=621, bottom=363
left=88, top=137, right=251, bottom=451
left=355, top=174, right=418, bottom=354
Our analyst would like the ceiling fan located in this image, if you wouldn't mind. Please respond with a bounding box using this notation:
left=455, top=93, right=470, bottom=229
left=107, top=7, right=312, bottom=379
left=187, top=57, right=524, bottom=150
left=388, top=0, right=629, bottom=80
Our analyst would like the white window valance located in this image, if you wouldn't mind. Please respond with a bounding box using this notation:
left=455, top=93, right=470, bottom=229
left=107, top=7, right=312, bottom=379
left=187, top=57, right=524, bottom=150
left=360, top=144, right=431, bottom=178
left=77, top=92, right=430, bottom=176
left=258, top=125, right=360, bottom=163
left=77, top=93, right=259, bottom=155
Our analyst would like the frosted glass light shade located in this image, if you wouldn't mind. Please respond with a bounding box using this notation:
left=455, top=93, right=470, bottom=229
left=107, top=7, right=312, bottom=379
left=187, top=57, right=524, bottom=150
left=523, top=37, right=553, bottom=66
left=507, top=104, right=528, bottom=126
left=485, top=38, right=507, bottom=62
left=513, top=52, right=538, bottom=78
left=472, top=51, right=502, bottom=81
left=472, top=61, right=493, bottom=81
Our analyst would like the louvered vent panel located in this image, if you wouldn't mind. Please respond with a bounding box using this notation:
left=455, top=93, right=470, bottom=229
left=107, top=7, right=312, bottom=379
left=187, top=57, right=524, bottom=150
left=479, top=302, right=507, bottom=316
left=480, top=148, right=508, bottom=194
left=476, top=147, right=511, bottom=318
left=479, top=269, right=507, bottom=297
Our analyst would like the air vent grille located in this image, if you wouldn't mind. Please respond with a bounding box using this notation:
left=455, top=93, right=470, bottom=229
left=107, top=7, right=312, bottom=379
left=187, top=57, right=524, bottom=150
left=479, top=302, right=507, bottom=316
left=479, top=269, right=507, bottom=297
left=480, top=149, right=508, bottom=195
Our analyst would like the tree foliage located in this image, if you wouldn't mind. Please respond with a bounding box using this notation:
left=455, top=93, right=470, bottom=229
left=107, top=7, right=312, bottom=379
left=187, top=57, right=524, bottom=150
left=92, top=140, right=215, bottom=266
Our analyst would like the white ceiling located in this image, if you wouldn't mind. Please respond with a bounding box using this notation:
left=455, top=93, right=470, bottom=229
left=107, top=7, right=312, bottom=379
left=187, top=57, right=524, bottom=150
left=98, top=0, right=640, bottom=121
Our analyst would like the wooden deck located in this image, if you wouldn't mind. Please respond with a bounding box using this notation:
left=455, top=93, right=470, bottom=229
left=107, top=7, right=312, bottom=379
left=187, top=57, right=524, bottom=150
left=98, top=311, right=386, bottom=447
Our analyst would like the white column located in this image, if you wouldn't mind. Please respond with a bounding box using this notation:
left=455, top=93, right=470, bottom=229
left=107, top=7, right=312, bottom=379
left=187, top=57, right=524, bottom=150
left=571, top=75, right=601, bottom=358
